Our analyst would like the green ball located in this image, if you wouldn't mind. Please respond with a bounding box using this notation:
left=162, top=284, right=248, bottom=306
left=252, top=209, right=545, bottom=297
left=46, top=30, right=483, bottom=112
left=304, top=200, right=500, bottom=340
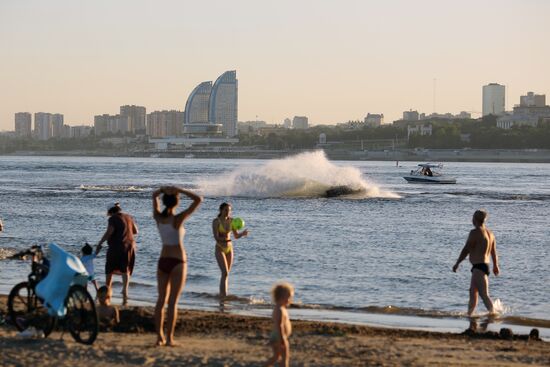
left=231, top=217, right=245, bottom=231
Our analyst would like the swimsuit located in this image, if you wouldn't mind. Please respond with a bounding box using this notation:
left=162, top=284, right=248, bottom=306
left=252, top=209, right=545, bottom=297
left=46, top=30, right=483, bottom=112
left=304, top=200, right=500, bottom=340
left=156, top=219, right=186, bottom=274
left=158, top=257, right=185, bottom=274
left=157, top=222, right=184, bottom=246
left=471, top=263, right=490, bottom=276
left=216, top=221, right=233, bottom=255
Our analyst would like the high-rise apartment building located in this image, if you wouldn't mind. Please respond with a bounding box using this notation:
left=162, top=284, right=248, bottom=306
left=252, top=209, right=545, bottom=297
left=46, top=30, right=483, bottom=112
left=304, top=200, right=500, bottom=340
left=94, top=114, right=131, bottom=135
left=209, top=71, right=238, bottom=137
left=147, top=110, right=184, bottom=138
left=51, top=113, right=64, bottom=138
left=482, top=83, right=505, bottom=116
left=120, top=105, right=146, bottom=133
left=71, top=125, right=93, bottom=138
left=14, top=112, right=32, bottom=137
left=185, top=81, right=212, bottom=124
left=292, top=116, right=309, bottom=129
left=34, top=112, right=52, bottom=140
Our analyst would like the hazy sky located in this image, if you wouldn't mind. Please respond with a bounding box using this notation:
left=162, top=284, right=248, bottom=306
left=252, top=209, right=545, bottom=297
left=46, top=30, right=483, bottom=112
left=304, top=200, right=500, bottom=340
left=1, top=0, right=549, bottom=130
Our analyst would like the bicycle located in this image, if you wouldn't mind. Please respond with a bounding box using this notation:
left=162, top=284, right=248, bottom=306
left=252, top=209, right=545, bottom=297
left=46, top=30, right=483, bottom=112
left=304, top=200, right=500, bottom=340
left=7, top=244, right=99, bottom=344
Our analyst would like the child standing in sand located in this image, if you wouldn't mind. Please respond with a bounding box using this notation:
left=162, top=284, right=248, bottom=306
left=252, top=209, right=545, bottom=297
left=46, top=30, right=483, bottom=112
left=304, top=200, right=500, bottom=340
left=80, top=243, right=99, bottom=291
left=97, top=286, right=120, bottom=327
left=265, top=282, right=294, bottom=367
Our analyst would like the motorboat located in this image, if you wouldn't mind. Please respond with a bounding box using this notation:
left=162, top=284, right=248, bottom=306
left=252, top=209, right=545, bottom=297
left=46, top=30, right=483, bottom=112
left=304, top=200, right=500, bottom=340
left=403, top=163, right=456, bottom=184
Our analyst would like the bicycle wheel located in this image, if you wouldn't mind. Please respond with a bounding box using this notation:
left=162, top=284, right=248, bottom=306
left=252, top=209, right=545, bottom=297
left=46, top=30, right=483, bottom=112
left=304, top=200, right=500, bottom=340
left=65, top=284, right=99, bottom=345
left=7, top=281, right=56, bottom=336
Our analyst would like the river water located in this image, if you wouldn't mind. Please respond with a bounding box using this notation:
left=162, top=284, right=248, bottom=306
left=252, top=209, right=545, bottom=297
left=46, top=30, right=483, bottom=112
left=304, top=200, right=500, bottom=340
left=0, top=152, right=548, bottom=335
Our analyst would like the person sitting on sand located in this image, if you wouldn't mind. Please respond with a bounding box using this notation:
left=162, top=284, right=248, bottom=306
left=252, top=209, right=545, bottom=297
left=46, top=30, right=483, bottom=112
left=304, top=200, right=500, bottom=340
left=152, top=186, right=202, bottom=347
left=453, top=209, right=500, bottom=316
left=265, top=282, right=294, bottom=367
left=212, top=203, right=249, bottom=298
left=97, top=286, right=120, bottom=327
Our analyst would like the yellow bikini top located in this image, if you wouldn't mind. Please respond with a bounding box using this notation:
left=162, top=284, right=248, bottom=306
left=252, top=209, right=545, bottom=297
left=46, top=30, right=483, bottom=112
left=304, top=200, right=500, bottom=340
left=218, top=221, right=230, bottom=234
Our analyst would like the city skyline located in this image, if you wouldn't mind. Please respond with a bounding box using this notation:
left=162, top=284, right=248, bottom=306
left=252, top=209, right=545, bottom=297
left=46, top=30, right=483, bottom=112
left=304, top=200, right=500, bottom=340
left=1, top=0, right=549, bottom=130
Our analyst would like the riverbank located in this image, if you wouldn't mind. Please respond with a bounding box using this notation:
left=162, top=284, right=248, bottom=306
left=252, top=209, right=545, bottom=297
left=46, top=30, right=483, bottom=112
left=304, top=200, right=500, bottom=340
left=1, top=297, right=548, bottom=366
left=4, top=148, right=550, bottom=163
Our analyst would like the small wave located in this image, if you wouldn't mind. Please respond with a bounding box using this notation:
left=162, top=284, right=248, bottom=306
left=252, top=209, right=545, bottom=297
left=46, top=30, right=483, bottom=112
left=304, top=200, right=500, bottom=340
left=186, top=291, right=269, bottom=305
left=289, top=301, right=550, bottom=329
left=197, top=150, right=399, bottom=199
left=79, top=185, right=145, bottom=192
left=444, top=191, right=550, bottom=201
left=357, top=305, right=464, bottom=319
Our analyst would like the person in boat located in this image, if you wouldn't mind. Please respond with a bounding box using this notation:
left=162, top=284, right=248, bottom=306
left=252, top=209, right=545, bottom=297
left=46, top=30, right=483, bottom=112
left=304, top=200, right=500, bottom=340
left=425, top=167, right=433, bottom=176
left=152, top=186, right=202, bottom=346
left=212, top=203, right=249, bottom=298
left=452, top=209, right=500, bottom=316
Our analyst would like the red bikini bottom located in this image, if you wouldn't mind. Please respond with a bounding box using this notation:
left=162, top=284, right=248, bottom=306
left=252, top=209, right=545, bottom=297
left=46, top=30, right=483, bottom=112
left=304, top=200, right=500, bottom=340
left=158, top=257, right=185, bottom=274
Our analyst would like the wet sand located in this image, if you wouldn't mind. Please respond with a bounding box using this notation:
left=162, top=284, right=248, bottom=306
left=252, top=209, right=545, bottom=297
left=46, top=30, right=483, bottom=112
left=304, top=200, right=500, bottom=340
left=1, top=296, right=549, bottom=367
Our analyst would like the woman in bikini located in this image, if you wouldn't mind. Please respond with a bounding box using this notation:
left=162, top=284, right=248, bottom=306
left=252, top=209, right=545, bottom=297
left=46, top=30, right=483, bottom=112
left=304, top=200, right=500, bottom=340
left=152, top=186, right=202, bottom=346
left=212, top=202, right=249, bottom=298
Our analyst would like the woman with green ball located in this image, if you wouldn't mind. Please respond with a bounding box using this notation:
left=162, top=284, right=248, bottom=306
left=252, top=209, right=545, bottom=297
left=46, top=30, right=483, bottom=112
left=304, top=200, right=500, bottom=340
left=212, top=202, right=248, bottom=298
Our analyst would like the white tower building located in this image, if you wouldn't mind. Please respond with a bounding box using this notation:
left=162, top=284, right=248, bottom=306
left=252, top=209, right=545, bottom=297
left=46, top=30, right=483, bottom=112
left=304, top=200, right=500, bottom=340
left=482, top=83, right=505, bottom=116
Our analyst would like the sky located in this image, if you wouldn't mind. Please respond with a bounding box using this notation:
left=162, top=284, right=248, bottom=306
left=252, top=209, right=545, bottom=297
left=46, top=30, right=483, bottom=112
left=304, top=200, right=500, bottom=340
left=1, top=0, right=549, bottom=130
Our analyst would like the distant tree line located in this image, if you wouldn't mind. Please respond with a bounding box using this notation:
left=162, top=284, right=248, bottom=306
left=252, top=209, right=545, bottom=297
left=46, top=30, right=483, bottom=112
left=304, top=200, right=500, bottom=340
left=238, top=116, right=550, bottom=150
left=0, top=135, right=102, bottom=153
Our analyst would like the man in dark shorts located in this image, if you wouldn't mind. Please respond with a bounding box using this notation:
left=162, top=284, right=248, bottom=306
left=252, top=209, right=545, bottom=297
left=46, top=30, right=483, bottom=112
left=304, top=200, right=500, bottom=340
left=97, top=203, right=138, bottom=305
left=453, top=209, right=500, bottom=316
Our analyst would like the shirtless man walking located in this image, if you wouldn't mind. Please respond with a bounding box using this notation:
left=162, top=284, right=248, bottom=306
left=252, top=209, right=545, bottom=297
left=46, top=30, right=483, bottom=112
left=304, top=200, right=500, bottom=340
left=453, top=209, right=500, bottom=316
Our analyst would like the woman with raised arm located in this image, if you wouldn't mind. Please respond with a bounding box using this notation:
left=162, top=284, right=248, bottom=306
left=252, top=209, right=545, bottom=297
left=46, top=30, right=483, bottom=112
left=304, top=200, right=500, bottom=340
left=152, top=186, right=202, bottom=346
left=212, top=202, right=248, bottom=298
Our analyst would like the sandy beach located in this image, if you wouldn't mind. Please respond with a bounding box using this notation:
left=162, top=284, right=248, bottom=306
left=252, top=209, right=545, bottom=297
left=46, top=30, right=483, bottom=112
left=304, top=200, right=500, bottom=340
left=1, top=296, right=549, bottom=367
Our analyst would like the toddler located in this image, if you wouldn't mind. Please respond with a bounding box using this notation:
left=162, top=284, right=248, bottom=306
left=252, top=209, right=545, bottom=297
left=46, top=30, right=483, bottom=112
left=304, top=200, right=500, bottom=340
left=80, top=243, right=99, bottom=291
left=265, top=282, right=294, bottom=367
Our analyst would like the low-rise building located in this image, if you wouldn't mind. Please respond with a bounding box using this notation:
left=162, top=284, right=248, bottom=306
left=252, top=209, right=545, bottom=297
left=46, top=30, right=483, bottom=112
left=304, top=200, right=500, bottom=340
left=237, top=120, right=268, bottom=133
left=520, top=92, right=545, bottom=107
left=403, top=110, right=419, bottom=121
left=283, top=118, right=292, bottom=129
left=497, top=92, right=550, bottom=129
left=364, top=113, right=384, bottom=127
left=338, top=120, right=365, bottom=130
left=407, top=124, right=432, bottom=139
left=292, top=116, right=309, bottom=129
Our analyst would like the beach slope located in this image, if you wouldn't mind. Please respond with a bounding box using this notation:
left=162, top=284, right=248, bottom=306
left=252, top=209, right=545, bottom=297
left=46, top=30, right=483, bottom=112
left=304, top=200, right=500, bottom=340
left=1, top=303, right=549, bottom=367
